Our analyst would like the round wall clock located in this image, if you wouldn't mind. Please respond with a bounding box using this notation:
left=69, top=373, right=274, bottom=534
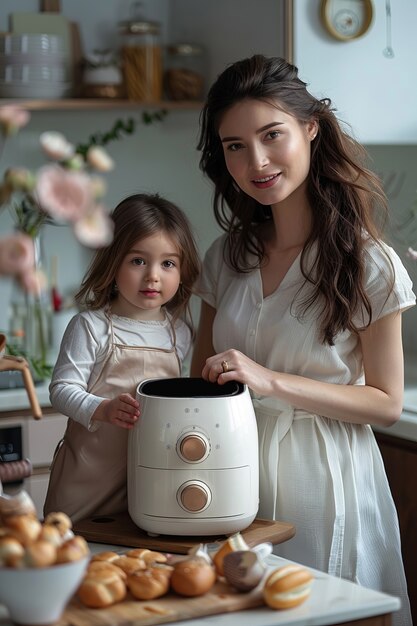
left=320, top=0, right=374, bottom=41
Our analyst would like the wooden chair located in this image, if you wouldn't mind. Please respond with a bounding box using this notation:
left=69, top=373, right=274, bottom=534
left=0, top=333, right=42, bottom=487
left=0, top=333, right=42, bottom=420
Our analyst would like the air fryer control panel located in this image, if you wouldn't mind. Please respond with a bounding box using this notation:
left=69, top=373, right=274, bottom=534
left=177, top=431, right=210, bottom=463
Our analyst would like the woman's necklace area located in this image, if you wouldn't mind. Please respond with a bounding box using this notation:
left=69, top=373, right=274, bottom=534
left=261, top=245, right=302, bottom=297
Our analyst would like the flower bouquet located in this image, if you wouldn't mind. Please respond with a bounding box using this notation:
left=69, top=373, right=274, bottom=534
left=0, top=105, right=114, bottom=378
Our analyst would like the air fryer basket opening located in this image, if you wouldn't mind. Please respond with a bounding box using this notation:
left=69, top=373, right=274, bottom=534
left=139, top=377, right=243, bottom=398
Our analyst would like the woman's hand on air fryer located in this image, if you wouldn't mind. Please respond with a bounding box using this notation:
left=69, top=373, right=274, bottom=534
left=95, top=394, right=140, bottom=429
left=202, top=349, right=277, bottom=396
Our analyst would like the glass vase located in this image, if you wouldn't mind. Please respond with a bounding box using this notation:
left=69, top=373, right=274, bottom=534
left=8, top=233, right=51, bottom=381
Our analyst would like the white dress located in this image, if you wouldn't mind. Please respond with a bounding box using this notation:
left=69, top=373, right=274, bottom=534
left=197, top=234, right=415, bottom=626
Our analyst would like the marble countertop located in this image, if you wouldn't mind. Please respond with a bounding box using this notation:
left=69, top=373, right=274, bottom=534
left=0, top=381, right=51, bottom=411
left=89, top=545, right=401, bottom=626
left=0, top=543, right=399, bottom=626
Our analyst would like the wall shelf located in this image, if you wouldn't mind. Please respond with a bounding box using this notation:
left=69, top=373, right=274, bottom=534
left=0, top=99, right=203, bottom=111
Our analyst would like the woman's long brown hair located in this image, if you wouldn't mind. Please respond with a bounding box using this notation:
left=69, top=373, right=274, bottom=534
left=198, top=54, right=394, bottom=345
left=75, top=193, right=200, bottom=331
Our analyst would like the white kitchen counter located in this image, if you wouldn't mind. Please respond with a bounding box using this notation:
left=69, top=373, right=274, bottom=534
left=0, top=381, right=51, bottom=411
left=89, top=545, right=400, bottom=626
left=0, top=542, right=400, bottom=626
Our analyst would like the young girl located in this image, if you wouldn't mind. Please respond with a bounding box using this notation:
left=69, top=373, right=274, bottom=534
left=191, top=55, right=414, bottom=625
left=44, top=193, right=200, bottom=523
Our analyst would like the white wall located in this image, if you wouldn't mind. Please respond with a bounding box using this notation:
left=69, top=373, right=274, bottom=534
left=293, top=0, right=417, bottom=144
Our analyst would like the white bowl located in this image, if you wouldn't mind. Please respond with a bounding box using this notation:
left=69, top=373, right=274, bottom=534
left=0, top=63, right=70, bottom=83
left=0, top=52, right=67, bottom=66
left=0, top=556, right=89, bottom=625
left=0, top=81, right=73, bottom=99
left=0, top=33, right=65, bottom=55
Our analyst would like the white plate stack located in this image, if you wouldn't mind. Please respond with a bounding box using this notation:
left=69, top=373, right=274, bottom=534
left=0, top=33, right=72, bottom=99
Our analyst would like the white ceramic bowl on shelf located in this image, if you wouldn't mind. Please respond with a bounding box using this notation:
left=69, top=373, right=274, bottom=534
left=0, top=81, right=72, bottom=99
left=0, top=33, right=65, bottom=55
left=0, top=63, right=70, bottom=83
left=0, top=556, right=89, bottom=625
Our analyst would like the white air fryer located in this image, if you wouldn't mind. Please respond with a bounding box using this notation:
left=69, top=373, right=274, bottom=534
left=128, top=377, right=259, bottom=536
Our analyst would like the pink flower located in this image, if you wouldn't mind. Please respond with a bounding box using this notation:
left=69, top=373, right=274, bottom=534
left=73, top=205, right=114, bottom=248
left=17, top=268, right=47, bottom=296
left=35, top=164, right=93, bottom=222
left=86, top=146, right=114, bottom=172
left=39, top=131, right=74, bottom=161
left=407, top=247, right=417, bottom=261
left=0, top=233, right=35, bottom=276
left=0, top=105, right=30, bottom=136
left=90, top=175, right=107, bottom=199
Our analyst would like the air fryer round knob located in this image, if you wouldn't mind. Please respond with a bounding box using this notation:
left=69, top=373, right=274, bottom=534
left=177, top=433, right=209, bottom=462
left=177, top=480, right=212, bottom=512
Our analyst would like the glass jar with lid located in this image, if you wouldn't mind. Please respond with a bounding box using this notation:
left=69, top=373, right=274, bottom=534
left=119, top=2, right=162, bottom=102
left=164, top=43, right=205, bottom=101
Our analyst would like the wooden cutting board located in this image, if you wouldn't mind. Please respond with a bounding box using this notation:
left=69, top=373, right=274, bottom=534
left=73, top=512, right=295, bottom=554
left=58, top=579, right=265, bottom=626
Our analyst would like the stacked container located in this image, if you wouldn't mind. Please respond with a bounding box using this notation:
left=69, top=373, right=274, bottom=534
left=0, top=33, right=71, bottom=99
left=119, top=6, right=162, bottom=102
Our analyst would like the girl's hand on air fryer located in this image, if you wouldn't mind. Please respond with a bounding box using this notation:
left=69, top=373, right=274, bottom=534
left=202, top=349, right=276, bottom=397
left=96, top=393, right=140, bottom=429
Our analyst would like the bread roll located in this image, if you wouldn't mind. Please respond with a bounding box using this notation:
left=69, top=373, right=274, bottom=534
left=38, top=524, right=62, bottom=547
left=18, top=539, right=57, bottom=568
left=263, top=564, right=313, bottom=610
left=91, top=550, right=120, bottom=563
left=56, top=535, right=89, bottom=563
left=4, top=514, right=41, bottom=546
left=0, top=536, right=24, bottom=567
left=127, top=567, right=171, bottom=600
left=126, top=548, right=167, bottom=564
left=43, top=511, right=72, bottom=537
left=78, top=571, right=126, bottom=608
left=112, top=555, right=146, bottom=575
left=151, top=562, right=174, bottom=576
left=87, top=560, right=127, bottom=580
left=171, top=557, right=216, bottom=597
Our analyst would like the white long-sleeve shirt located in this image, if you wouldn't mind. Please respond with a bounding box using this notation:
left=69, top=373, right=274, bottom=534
left=49, top=308, right=191, bottom=430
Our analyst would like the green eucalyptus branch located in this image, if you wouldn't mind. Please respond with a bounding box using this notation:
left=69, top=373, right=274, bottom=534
left=5, top=340, right=53, bottom=381
left=75, top=109, right=168, bottom=158
left=11, top=195, right=49, bottom=237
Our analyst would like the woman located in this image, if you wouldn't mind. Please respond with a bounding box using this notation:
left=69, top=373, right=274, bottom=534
left=191, top=55, right=414, bottom=625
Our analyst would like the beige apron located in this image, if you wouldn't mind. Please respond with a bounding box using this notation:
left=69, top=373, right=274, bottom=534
left=43, top=313, right=180, bottom=523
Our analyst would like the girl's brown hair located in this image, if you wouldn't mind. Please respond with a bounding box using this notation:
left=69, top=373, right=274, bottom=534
left=75, top=193, right=200, bottom=330
left=198, top=54, right=394, bottom=345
